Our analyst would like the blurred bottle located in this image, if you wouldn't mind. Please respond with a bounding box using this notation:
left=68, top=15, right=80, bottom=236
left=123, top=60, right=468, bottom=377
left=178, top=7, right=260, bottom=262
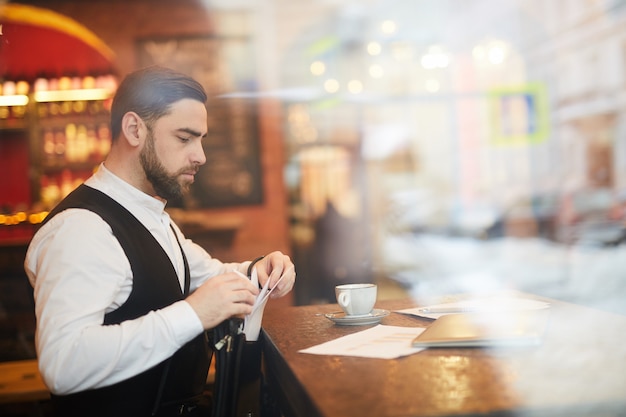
left=54, top=128, right=66, bottom=161
left=0, top=80, right=15, bottom=120
left=35, top=74, right=50, bottom=118
left=58, top=76, right=71, bottom=91
left=87, top=125, right=98, bottom=162
left=75, top=124, right=89, bottom=162
left=40, top=175, right=60, bottom=210
left=82, top=75, right=96, bottom=89
left=15, top=79, right=29, bottom=95
left=9, top=79, right=29, bottom=118
left=48, top=76, right=59, bottom=91
left=3, top=80, right=16, bottom=95
left=97, top=123, right=112, bottom=158
left=65, top=123, right=77, bottom=163
left=42, top=128, right=55, bottom=164
left=34, top=75, right=49, bottom=93
left=60, top=169, right=74, bottom=198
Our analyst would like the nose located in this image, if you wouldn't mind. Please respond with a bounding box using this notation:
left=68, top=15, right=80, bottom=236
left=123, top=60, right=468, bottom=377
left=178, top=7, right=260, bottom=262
left=193, top=139, right=206, bottom=166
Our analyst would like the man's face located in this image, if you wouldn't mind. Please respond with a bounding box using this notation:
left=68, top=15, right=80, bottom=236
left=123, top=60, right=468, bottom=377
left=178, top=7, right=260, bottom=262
left=139, top=98, right=208, bottom=200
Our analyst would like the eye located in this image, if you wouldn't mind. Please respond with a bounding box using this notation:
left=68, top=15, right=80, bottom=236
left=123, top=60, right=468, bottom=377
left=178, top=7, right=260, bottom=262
left=177, top=135, right=192, bottom=143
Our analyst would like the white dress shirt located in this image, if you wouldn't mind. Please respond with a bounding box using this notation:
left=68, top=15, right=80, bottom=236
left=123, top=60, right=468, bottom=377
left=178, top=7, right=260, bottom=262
left=24, top=164, right=249, bottom=395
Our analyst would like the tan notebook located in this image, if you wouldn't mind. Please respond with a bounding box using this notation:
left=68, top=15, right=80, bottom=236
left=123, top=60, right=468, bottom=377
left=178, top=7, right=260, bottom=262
left=412, top=309, right=550, bottom=348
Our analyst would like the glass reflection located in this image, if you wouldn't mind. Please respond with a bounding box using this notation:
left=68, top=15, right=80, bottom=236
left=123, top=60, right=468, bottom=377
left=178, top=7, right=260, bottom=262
left=270, top=0, right=626, bottom=314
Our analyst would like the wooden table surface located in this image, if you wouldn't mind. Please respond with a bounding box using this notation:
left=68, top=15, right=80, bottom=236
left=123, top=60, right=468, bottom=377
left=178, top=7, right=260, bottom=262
left=261, top=296, right=626, bottom=417
left=0, top=359, right=49, bottom=404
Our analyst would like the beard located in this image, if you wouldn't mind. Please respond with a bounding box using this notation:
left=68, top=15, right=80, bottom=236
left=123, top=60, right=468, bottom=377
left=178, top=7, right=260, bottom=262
left=140, top=130, right=196, bottom=201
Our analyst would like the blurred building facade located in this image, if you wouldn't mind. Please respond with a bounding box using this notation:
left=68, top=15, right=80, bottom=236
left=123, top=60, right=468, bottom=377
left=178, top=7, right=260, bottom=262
left=255, top=0, right=626, bottom=306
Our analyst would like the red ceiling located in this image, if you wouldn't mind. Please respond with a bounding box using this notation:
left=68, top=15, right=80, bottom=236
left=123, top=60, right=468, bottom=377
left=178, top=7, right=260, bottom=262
left=0, top=21, right=115, bottom=80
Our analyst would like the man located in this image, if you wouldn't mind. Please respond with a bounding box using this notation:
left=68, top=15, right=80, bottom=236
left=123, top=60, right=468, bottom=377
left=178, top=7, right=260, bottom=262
left=24, top=66, right=296, bottom=417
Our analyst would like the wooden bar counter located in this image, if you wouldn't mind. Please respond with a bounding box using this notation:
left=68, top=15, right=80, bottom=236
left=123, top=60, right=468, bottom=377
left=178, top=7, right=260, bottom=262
left=261, top=297, right=626, bottom=417
left=0, top=359, right=49, bottom=404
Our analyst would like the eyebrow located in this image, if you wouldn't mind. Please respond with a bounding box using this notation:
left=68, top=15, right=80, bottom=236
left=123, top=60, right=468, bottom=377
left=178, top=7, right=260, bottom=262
left=177, top=127, right=208, bottom=139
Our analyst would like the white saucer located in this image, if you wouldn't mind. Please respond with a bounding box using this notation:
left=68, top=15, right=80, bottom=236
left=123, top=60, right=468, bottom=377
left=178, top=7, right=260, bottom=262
left=325, top=309, right=390, bottom=326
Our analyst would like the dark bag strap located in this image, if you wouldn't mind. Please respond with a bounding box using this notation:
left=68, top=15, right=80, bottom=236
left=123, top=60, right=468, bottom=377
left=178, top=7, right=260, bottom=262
left=210, top=318, right=263, bottom=417
left=210, top=318, right=244, bottom=417
left=235, top=341, right=263, bottom=417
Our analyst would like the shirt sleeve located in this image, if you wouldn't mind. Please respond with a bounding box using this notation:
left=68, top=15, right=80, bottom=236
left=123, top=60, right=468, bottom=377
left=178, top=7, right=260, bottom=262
left=24, top=209, right=204, bottom=395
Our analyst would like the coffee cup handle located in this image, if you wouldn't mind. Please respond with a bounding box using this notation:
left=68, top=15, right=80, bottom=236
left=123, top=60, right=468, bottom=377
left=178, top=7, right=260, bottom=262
left=338, top=292, right=350, bottom=308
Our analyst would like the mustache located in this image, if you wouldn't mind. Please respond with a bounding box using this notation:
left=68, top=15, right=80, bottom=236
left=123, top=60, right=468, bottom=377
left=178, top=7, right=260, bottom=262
left=179, top=164, right=200, bottom=175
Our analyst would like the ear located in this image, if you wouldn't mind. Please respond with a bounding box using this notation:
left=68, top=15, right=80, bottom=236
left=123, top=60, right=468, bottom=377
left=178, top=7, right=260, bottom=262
left=120, top=112, right=145, bottom=147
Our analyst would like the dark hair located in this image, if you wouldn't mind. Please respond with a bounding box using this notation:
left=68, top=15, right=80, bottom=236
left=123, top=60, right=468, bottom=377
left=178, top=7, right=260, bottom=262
left=110, top=66, right=208, bottom=140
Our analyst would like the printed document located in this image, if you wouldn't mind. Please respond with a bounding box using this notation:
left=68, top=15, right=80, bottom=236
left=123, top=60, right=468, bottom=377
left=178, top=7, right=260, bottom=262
left=299, top=325, right=426, bottom=359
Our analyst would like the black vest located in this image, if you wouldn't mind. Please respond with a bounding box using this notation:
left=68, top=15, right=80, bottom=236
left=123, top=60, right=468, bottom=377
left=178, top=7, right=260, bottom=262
left=41, top=184, right=210, bottom=417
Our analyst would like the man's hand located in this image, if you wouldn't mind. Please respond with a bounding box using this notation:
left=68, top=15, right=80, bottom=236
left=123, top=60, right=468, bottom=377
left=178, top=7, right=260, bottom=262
left=186, top=272, right=259, bottom=329
left=253, top=251, right=296, bottom=299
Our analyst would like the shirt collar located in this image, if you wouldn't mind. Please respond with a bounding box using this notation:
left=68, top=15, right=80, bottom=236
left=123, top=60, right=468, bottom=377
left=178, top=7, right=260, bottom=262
left=86, top=163, right=167, bottom=215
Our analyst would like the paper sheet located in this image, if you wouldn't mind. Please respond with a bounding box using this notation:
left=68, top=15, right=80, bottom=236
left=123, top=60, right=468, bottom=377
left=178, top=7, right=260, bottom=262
left=241, top=267, right=287, bottom=341
left=299, top=325, right=426, bottom=359
left=396, top=296, right=551, bottom=320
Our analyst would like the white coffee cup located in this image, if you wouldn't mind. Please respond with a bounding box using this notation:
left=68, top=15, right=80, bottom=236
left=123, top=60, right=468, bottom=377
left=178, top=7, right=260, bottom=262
left=335, top=283, right=377, bottom=316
